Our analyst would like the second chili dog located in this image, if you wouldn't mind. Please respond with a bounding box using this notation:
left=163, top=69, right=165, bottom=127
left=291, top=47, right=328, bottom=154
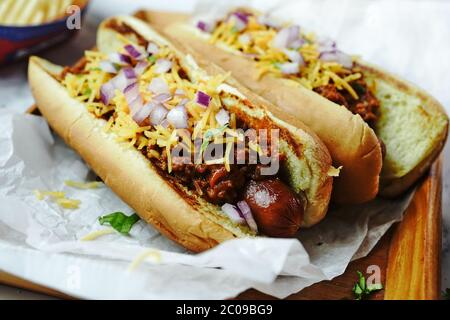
left=145, top=8, right=448, bottom=203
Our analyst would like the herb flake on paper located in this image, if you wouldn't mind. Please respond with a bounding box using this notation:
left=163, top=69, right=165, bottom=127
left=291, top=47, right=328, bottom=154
left=99, top=212, right=140, bottom=235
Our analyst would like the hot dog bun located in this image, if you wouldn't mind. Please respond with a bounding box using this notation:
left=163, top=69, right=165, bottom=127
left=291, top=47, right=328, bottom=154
left=28, top=16, right=333, bottom=252
left=138, top=9, right=448, bottom=201
left=358, top=63, right=448, bottom=197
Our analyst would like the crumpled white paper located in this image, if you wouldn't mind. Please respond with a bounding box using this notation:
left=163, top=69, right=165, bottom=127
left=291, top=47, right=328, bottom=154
left=0, top=109, right=413, bottom=299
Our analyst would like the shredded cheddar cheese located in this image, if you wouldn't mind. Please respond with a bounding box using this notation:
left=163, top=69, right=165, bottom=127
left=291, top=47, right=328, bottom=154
left=65, top=180, right=103, bottom=189
left=327, top=166, right=343, bottom=177
left=80, top=228, right=116, bottom=241
left=61, top=28, right=265, bottom=175
left=55, top=198, right=81, bottom=209
left=207, top=11, right=361, bottom=98
left=34, top=190, right=81, bottom=209
left=127, top=249, right=162, bottom=272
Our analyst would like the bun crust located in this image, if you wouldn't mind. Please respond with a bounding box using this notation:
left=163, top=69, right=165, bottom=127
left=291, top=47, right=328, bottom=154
left=358, top=62, right=449, bottom=197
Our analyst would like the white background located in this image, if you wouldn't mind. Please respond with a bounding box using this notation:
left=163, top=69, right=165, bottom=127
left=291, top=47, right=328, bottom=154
left=0, top=0, right=449, bottom=299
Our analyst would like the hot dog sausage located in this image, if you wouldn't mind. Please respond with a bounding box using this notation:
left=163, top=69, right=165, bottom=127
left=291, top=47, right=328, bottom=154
left=244, top=179, right=304, bottom=237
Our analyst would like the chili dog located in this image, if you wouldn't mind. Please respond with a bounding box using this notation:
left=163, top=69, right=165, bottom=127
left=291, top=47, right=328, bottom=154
left=141, top=8, right=449, bottom=202
left=28, top=16, right=334, bottom=252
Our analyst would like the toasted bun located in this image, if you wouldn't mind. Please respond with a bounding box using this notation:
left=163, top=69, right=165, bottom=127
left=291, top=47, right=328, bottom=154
left=358, top=63, right=449, bottom=197
left=28, top=16, right=333, bottom=251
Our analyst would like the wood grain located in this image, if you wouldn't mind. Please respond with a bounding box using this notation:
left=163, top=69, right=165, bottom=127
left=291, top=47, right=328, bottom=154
left=384, top=158, right=442, bottom=300
left=0, top=272, right=72, bottom=300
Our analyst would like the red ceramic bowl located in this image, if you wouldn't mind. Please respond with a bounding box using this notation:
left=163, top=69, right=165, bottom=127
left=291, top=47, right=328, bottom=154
left=0, top=1, right=89, bottom=64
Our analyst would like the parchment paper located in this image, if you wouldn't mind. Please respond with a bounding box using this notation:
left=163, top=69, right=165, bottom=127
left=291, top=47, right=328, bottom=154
left=0, top=0, right=425, bottom=299
left=0, top=107, right=413, bottom=299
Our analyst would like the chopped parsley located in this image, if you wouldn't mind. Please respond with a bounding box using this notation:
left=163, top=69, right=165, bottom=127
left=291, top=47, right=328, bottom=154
left=201, top=124, right=229, bottom=153
left=83, top=88, right=92, bottom=96
left=99, top=212, right=140, bottom=235
left=352, top=271, right=383, bottom=300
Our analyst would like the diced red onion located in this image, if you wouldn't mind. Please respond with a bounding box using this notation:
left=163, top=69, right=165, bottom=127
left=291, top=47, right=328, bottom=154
left=124, top=44, right=148, bottom=60
left=167, top=106, right=188, bottom=129
left=124, top=44, right=140, bottom=58
left=100, top=81, right=115, bottom=105
left=174, top=88, right=185, bottom=96
left=123, top=67, right=137, bottom=80
left=177, top=128, right=192, bottom=140
left=336, top=51, right=353, bottom=68
left=124, top=82, right=140, bottom=104
left=148, top=77, right=170, bottom=95
left=99, top=61, right=117, bottom=74
left=233, top=12, right=250, bottom=24
left=317, top=37, right=336, bottom=53
left=279, top=62, right=300, bottom=74
left=320, top=50, right=353, bottom=68
left=134, top=61, right=149, bottom=75
left=196, top=91, right=211, bottom=107
left=153, top=93, right=172, bottom=103
left=197, top=21, right=207, bottom=31
left=124, top=83, right=145, bottom=117
left=128, top=96, right=144, bottom=117
left=147, top=42, right=159, bottom=55
left=237, top=201, right=258, bottom=232
left=238, top=34, right=251, bottom=45
left=215, top=108, right=230, bottom=126
left=282, top=49, right=303, bottom=63
left=273, top=28, right=290, bottom=48
left=319, top=51, right=337, bottom=62
left=222, top=203, right=245, bottom=224
left=273, top=25, right=300, bottom=49
left=149, top=104, right=169, bottom=126
left=160, top=119, right=170, bottom=128
left=289, top=38, right=305, bottom=50
left=154, top=59, right=173, bottom=74
left=196, top=20, right=214, bottom=33
left=110, top=70, right=135, bottom=92
left=229, top=15, right=247, bottom=32
left=132, top=101, right=156, bottom=124
left=108, top=53, right=131, bottom=66
left=257, top=14, right=282, bottom=29
left=179, top=98, right=190, bottom=106
left=244, top=53, right=258, bottom=60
